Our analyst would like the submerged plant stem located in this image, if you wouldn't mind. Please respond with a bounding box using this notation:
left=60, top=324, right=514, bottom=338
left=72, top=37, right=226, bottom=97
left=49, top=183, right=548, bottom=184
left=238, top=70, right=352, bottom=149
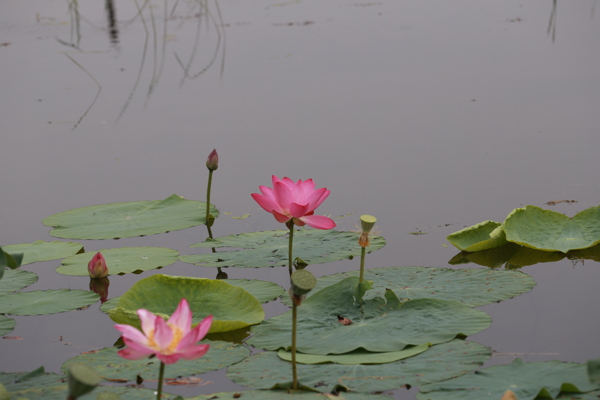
left=156, top=362, right=165, bottom=400
left=291, top=301, right=298, bottom=390
left=359, top=246, right=366, bottom=283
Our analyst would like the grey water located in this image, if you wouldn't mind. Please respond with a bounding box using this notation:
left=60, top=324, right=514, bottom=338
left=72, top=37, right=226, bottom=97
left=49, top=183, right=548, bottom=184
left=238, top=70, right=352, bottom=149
left=1, top=0, right=600, bottom=398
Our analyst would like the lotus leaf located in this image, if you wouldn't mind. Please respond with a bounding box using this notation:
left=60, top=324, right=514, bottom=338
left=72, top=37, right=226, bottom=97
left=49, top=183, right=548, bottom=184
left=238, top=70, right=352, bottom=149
left=0, top=316, right=15, bottom=336
left=188, top=390, right=392, bottom=399
left=588, top=358, right=600, bottom=385
left=449, top=242, right=565, bottom=269
left=0, top=290, right=99, bottom=315
left=180, top=229, right=385, bottom=268
left=417, top=358, right=599, bottom=400
left=0, top=270, right=38, bottom=295
left=503, top=205, right=600, bottom=253
left=446, top=220, right=507, bottom=252
left=2, top=240, right=83, bottom=265
left=283, top=266, right=535, bottom=307
left=107, top=274, right=264, bottom=333
left=43, top=194, right=218, bottom=239
left=557, top=390, right=600, bottom=399
left=228, top=340, right=490, bottom=393
left=0, top=371, right=177, bottom=399
left=57, top=247, right=179, bottom=276
left=249, top=277, right=490, bottom=354
left=277, top=343, right=429, bottom=365
left=61, top=341, right=249, bottom=382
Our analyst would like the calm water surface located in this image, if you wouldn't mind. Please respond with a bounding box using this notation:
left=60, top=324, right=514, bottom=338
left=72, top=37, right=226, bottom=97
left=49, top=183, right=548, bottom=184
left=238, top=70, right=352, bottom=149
left=1, top=0, right=600, bottom=398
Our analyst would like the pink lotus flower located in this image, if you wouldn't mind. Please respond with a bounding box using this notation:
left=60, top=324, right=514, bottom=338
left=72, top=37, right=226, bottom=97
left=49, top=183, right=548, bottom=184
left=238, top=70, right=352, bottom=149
left=251, top=176, right=336, bottom=230
left=88, top=252, right=108, bottom=279
left=114, top=299, right=212, bottom=365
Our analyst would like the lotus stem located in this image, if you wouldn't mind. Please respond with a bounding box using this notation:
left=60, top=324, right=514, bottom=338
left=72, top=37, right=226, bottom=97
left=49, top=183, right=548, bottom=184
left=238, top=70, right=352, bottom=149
left=359, top=246, right=366, bottom=284
left=156, top=362, right=165, bottom=400
left=288, top=221, right=294, bottom=276
left=205, top=170, right=214, bottom=239
left=291, top=301, right=298, bottom=390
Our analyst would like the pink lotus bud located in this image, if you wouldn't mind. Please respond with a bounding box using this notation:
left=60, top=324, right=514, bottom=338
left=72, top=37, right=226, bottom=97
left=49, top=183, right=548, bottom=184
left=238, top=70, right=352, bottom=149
left=88, top=252, right=108, bottom=279
left=206, top=149, right=219, bottom=171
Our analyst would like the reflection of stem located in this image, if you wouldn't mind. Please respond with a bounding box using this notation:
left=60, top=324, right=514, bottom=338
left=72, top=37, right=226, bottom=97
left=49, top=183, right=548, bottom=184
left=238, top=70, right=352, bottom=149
left=291, top=301, right=298, bottom=390
left=206, top=170, right=213, bottom=234
left=63, top=53, right=102, bottom=131
left=69, top=0, right=81, bottom=48
left=288, top=222, right=294, bottom=276
left=156, top=362, right=165, bottom=400
left=547, top=0, right=557, bottom=43
left=359, top=247, right=366, bottom=284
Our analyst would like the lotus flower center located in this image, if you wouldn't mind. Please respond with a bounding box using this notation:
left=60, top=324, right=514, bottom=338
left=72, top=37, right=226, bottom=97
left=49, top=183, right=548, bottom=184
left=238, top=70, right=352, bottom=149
left=145, top=325, right=184, bottom=354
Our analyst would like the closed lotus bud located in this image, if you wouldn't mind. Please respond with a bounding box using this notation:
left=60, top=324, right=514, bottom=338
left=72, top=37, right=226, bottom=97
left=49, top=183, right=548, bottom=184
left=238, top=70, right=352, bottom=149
left=87, top=252, right=108, bottom=279
left=206, top=149, right=219, bottom=171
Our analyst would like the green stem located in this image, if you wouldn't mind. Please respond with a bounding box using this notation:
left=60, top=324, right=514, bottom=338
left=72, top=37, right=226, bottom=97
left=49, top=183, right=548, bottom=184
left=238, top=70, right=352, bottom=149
left=359, top=246, right=366, bottom=284
left=291, top=301, right=298, bottom=390
left=205, top=170, right=214, bottom=239
left=288, top=222, right=294, bottom=275
left=156, top=362, right=165, bottom=400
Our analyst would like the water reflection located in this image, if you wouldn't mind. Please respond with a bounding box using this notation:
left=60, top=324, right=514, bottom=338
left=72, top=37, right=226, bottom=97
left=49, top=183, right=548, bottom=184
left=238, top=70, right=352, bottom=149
left=547, top=0, right=557, bottom=43
left=449, top=242, right=600, bottom=269
left=89, top=277, right=110, bottom=303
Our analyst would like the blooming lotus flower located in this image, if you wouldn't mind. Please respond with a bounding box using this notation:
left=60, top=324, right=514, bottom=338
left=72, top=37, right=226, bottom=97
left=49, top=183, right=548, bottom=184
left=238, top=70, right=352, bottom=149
left=114, top=299, right=212, bottom=365
left=206, top=149, right=219, bottom=171
left=251, top=176, right=336, bottom=230
left=87, top=252, right=108, bottom=279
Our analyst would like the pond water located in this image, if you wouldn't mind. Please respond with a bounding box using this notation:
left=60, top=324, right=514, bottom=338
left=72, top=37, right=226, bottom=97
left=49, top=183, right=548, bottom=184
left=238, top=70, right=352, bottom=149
left=1, top=0, right=600, bottom=398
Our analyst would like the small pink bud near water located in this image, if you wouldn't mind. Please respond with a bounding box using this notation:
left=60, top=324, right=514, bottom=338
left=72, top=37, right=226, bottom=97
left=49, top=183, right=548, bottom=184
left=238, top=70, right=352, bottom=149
left=206, top=149, right=219, bottom=171
left=88, top=252, right=108, bottom=279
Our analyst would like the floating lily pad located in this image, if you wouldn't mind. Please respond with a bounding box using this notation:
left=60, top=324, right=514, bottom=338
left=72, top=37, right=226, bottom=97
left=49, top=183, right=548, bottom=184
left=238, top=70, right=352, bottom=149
left=283, top=266, right=535, bottom=307
left=62, top=341, right=249, bottom=382
left=2, top=240, right=84, bottom=265
left=0, top=370, right=177, bottom=400
left=180, top=229, right=385, bottom=268
left=449, top=242, right=566, bottom=269
left=100, top=278, right=282, bottom=315
left=417, top=358, right=599, bottom=400
left=0, top=316, right=16, bottom=336
left=0, top=290, right=99, bottom=315
left=107, top=274, right=264, bottom=333
left=504, top=205, right=600, bottom=253
left=277, top=343, right=429, bottom=365
left=447, top=221, right=507, bottom=252
left=43, top=194, right=218, bottom=239
left=228, top=340, right=491, bottom=393
left=0, top=270, right=38, bottom=295
left=249, top=277, right=490, bottom=354
left=188, top=390, right=392, bottom=399
left=57, top=247, right=179, bottom=276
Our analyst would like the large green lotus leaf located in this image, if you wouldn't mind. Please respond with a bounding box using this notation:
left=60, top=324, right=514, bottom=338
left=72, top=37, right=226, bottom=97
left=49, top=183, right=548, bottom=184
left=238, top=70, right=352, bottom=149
left=504, top=205, right=600, bottom=253
left=283, top=266, right=535, bottom=307
left=107, top=274, right=264, bottom=333
left=277, top=343, right=429, bottom=365
left=42, top=194, right=219, bottom=239
left=0, top=316, right=16, bottom=336
left=0, top=290, right=99, bottom=315
left=100, top=278, right=284, bottom=314
left=2, top=240, right=84, bottom=265
left=188, top=390, right=392, bottom=399
left=61, top=341, right=249, bottom=382
left=228, top=340, right=491, bottom=393
left=557, top=390, right=600, bottom=399
left=0, top=270, right=38, bottom=295
left=0, top=371, right=177, bottom=399
left=57, top=247, right=179, bottom=276
left=446, top=221, right=507, bottom=252
left=417, top=358, right=599, bottom=400
left=248, top=277, right=490, bottom=354
left=180, top=230, right=385, bottom=268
